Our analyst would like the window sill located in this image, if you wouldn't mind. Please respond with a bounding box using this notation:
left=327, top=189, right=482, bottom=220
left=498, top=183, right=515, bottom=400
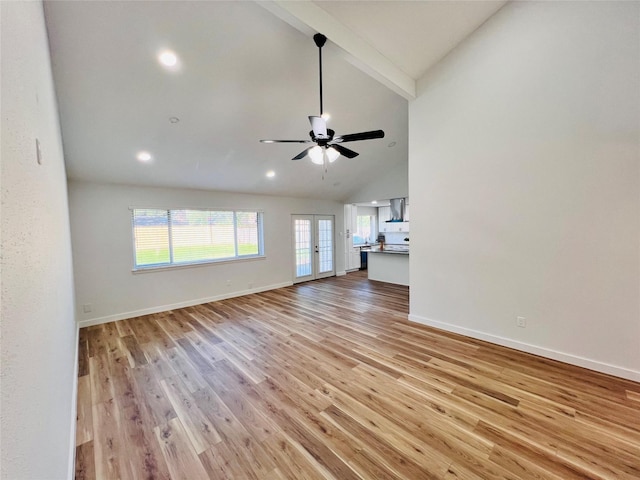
left=132, top=255, right=266, bottom=274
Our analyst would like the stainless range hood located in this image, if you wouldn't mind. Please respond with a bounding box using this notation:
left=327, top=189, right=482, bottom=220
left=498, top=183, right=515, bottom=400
left=386, top=198, right=405, bottom=222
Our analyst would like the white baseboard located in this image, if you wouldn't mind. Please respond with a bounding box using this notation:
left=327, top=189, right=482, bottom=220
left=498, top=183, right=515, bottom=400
left=78, top=281, right=293, bottom=328
left=408, top=314, right=640, bottom=383
left=68, top=323, right=80, bottom=479
left=336, top=270, right=347, bottom=276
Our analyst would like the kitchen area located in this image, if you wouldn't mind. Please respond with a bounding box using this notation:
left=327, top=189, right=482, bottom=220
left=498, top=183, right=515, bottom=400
left=344, top=198, right=409, bottom=286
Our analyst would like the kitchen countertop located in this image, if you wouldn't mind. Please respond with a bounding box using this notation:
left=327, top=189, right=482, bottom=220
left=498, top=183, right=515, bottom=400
left=362, top=246, right=409, bottom=255
left=368, top=250, right=409, bottom=255
left=354, top=243, right=380, bottom=249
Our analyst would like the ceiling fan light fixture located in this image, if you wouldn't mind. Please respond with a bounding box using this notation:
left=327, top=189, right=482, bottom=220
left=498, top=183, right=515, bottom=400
left=326, top=146, right=339, bottom=163
left=309, top=146, right=324, bottom=165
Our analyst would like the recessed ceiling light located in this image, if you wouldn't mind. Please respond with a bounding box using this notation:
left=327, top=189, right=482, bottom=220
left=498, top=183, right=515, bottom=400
left=388, top=141, right=397, bottom=148
left=136, top=151, right=152, bottom=162
left=169, top=116, right=180, bottom=123
left=158, top=50, right=178, bottom=68
left=266, top=170, right=275, bottom=178
left=371, top=200, right=378, bottom=204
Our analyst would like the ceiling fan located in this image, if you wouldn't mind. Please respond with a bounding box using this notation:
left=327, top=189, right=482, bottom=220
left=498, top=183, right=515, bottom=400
left=260, top=33, right=384, bottom=165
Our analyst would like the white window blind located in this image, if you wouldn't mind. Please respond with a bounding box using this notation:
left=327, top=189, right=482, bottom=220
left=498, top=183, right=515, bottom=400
left=131, top=208, right=263, bottom=270
left=132, top=209, right=171, bottom=267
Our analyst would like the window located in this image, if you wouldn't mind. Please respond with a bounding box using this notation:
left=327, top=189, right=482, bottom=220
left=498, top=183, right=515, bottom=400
left=131, top=208, right=264, bottom=270
left=354, top=215, right=375, bottom=244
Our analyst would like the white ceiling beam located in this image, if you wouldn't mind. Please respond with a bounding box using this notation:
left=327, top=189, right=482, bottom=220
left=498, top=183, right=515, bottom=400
left=257, top=0, right=416, bottom=100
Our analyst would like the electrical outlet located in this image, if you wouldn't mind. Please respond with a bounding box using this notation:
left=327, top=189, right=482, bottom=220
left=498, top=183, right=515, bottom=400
left=226, top=279, right=231, bottom=286
left=82, top=303, right=92, bottom=313
left=248, top=282, right=254, bottom=289
left=516, top=316, right=526, bottom=328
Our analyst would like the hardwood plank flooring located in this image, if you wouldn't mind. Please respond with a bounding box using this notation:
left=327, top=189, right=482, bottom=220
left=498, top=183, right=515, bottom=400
left=76, top=271, right=640, bottom=479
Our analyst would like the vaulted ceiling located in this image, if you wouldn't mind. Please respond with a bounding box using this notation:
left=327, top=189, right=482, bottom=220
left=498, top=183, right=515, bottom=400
left=44, top=1, right=506, bottom=202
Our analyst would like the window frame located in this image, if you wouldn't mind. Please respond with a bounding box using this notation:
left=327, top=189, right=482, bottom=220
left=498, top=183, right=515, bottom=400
left=130, top=206, right=265, bottom=272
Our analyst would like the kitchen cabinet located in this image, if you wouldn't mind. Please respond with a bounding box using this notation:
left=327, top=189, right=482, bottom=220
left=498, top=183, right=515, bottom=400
left=344, top=204, right=360, bottom=271
left=378, top=206, right=409, bottom=233
left=377, top=206, right=390, bottom=232
left=349, top=247, right=360, bottom=270
left=386, top=222, right=409, bottom=233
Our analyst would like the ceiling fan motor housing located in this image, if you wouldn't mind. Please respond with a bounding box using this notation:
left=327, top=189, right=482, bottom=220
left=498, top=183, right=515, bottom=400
left=310, top=129, right=334, bottom=145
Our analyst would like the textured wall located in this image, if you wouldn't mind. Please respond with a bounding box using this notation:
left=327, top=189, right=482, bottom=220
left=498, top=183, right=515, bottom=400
left=409, top=1, right=640, bottom=380
left=1, top=2, right=77, bottom=478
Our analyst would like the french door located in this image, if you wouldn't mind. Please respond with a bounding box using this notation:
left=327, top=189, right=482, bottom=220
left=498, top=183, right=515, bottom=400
left=292, top=215, right=335, bottom=283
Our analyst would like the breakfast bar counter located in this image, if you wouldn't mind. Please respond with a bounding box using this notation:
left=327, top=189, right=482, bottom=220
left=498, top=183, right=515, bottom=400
left=366, top=247, right=409, bottom=286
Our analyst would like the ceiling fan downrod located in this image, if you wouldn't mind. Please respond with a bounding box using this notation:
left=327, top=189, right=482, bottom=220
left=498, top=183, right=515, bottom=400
left=314, top=33, right=327, bottom=116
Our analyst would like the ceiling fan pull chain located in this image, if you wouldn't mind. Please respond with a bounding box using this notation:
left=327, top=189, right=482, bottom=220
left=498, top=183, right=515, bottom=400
left=321, top=154, right=327, bottom=180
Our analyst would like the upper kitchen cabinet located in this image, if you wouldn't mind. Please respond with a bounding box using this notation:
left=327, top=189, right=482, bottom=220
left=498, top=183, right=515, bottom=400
left=384, top=222, right=409, bottom=233
left=378, top=202, right=409, bottom=233
left=378, top=206, right=390, bottom=232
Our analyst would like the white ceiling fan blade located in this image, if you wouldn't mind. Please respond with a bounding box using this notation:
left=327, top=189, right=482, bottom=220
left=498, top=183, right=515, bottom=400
left=309, top=116, right=327, bottom=138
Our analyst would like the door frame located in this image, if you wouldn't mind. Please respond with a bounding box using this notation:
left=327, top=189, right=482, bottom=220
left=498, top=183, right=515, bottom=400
left=291, top=214, right=336, bottom=284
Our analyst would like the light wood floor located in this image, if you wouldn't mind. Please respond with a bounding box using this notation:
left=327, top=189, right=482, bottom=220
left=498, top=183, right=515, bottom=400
left=75, top=271, right=640, bottom=479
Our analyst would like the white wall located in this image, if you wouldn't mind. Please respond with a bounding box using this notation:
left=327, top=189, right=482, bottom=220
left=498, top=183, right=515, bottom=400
left=409, top=1, right=640, bottom=380
left=347, top=159, right=408, bottom=204
left=356, top=206, right=378, bottom=217
left=68, top=181, right=345, bottom=325
left=346, top=103, right=409, bottom=204
left=1, top=2, right=78, bottom=478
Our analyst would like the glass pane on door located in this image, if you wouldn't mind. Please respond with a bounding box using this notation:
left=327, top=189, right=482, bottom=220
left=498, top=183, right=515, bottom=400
left=317, top=218, right=333, bottom=274
left=294, top=218, right=312, bottom=278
